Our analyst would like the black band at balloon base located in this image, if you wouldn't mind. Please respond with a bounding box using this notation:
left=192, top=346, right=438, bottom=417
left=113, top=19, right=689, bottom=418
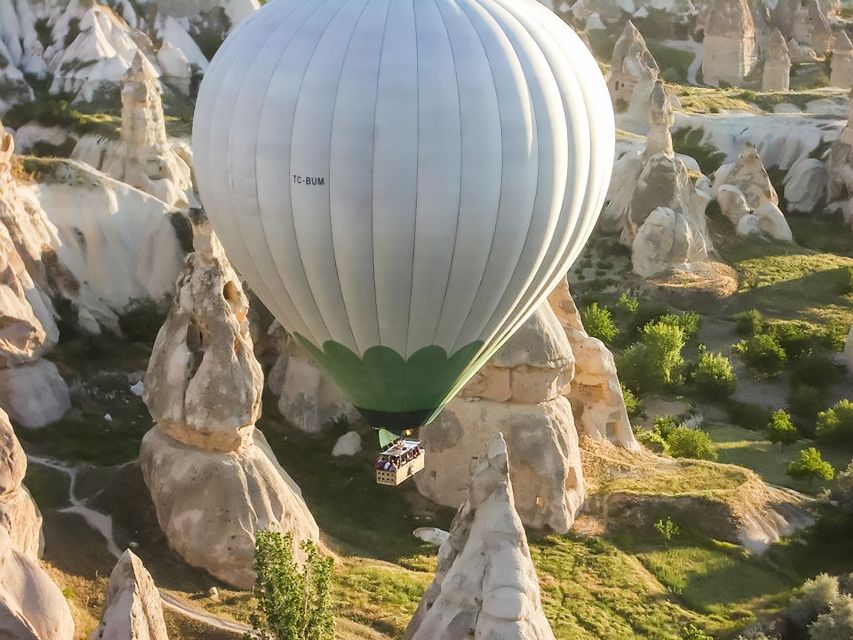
left=356, top=407, right=434, bottom=432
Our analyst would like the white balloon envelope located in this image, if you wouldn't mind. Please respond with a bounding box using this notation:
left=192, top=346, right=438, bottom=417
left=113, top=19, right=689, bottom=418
left=193, top=0, right=614, bottom=431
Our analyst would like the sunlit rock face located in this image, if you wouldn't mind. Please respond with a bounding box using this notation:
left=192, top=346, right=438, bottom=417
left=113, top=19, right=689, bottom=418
left=405, top=433, right=556, bottom=640
left=830, top=31, right=853, bottom=89
left=0, top=407, right=42, bottom=559
left=790, top=0, right=832, bottom=56
left=91, top=550, right=168, bottom=640
left=607, top=21, right=659, bottom=109
left=762, top=29, right=791, bottom=91
left=604, top=82, right=714, bottom=279
left=702, top=0, right=758, bottom=87
left=0, top=0, right=258, bottom=111
left=0, top=526, right=74, bottom=640
left=72, top=52, right=193, bottom=208
left=827, top=90, right=853, bottom=230
left=415, top=301, right=585, bottom=534
left=713, top=143, right=793, bottom=241
left=549, top=279, right=641, bottom=452
left=140, top=211, right=318, bottom=589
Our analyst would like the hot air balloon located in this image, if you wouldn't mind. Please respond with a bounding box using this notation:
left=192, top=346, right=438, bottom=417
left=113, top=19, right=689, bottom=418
left=193, top=0, right=615, bottom=465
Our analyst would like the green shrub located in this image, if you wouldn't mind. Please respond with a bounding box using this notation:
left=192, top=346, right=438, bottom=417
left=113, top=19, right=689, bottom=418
left=809, top=595, right=853, bottom=640
left=617, top=292, right=640, bottom=313
left=734, top=309, right=764, bottom=336
left=816, top=400, right=853, bottom=444
left=118, top=297, right=169, bottom=345
left=789, top=383, right=827, bottom=421
left=820, top=322, right=848, bottom=353
left=637, top=429, right=670, bottom=454
left=770, top=322, right=815, bottom=359
left=787, top=448, right=835, bottom=485
left=735, top=333, right=788, bottom=375
left=788, top=573, right=841, bottom=628
left=667, top=427, right=719, bottom=461
left=580, top=302, right=619, bottom=345
left=681, top=625, right=714, bottom=640
left=767, top=409, right=799, bottom=450
left=247, top=530, right=334, bottom=640
left=792, top=351, right=843, bottom=389
left=693, top=350, right=736, bottom=400
left=618, top=320, right=686, bottom=393
left=726, top=400, right=772, bottom=431
left=655, top=516, right=680, bottom=541
left=657, top=311, right=701, bottom=340
left=621, top=384, right=645, bottom=419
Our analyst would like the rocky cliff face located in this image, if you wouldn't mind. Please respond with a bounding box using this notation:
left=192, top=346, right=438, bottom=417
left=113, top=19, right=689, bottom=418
left=0, top=407, right=42, bottom=558
left=91, top=550, right=168, bottom=640
left=140, top=211, right=318, bottom=589
left=405, top=433, right=556, bottom=640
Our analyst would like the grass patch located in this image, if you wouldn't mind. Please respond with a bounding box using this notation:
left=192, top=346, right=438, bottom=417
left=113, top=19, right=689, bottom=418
left=598, top=458, right=750, bottom=497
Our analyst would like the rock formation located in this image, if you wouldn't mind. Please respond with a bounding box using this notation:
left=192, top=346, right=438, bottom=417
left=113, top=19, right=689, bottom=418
left=603, top=82, right=715, bottom=278
left=830, top=31, right=853, bottom=88
left=0, top=408, right=42, bottom=559
left=72, top=52, right=193, bottom=208
left=783, top=157, right=827, bottom=213
left=139, top=210, right=318, bottom=589
left=624, top=65, right=660, bottom=133
left=827, top=89, right=853, bottom=229
left=548, top=279, right=640, bottom=451
left=0, top=526, right=74, bottom=640
left=702, top=0, right=759, bottom=87
left=266, top=331, right=358, bottom=435
left=791, top=0, right=832, bottom=56
left=91, top=550, right=168, bottom=640
left=714, top=143, right=793, bottom=241
left=404, top=433, right=556, bottom=640
left=607, top=21, right=660, bottom=109
left=0, top=120, right=71, bottom=428
left=415, top=301, right=584, bottom=533
left=762, top=29, right=791, bottom=91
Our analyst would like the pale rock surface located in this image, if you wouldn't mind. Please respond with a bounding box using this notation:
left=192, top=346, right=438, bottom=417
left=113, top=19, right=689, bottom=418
left=623, top=63, right=659, bottom=133
left=831, top=30, right=853, bottom=88
left=548, top=279, right=640, bottom=451
left=714, top=143, right=779, bottom=209
left=0, top=526, right=74, bottom=640
left=268, top=335, right=358, bottom=435
left=72, top=52, right=193, bottom=208
left=702, top=0, right=758, bottom=86
left=783, top=157, right=827, bottom=213
left=415, top=302, right=585, bottom=533
left=0, top=360, right=70, bottom=429
left=762, top=29, right=791, bottom=91
left=827, top=89, right=853, bottom=228
left=140, top=211, right=318, bottom=589
left=607, top=21, right=659, bottom=108
left=0, top=407, right=42, bottom=559
left=755, top=201, right=794, bottom=241
left=332, top=431, right=362, bottom=457
left=90, top=550, right=167, bottom=640
left=791, top=0, right=832, bottom=56
left=405, top=433, right=555, bottom=640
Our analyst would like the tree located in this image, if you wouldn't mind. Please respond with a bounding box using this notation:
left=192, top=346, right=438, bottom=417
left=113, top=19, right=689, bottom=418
left=787, top=448, right=835, bottom=486
left=816, top=400, right=853, bottom=444
left=667, top=427, right=719, bottom=461
left=767, top=410, right=799, bottom=451
left=618, top=320, right=686, bottom=393
left=580, top=302, right=619, bottom=345
left=247, top=531, right=334, bottom=640
left=693, top=350, right=736, bottom=400
left=735, top=333, right=787, bottom=376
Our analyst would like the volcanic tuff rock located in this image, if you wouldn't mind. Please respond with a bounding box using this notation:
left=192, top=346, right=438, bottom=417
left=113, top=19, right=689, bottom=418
left=405, top=433, right=555, bottom=640
left=72, top=52, right=193, bottom=208
left=140, top=211, right=318, bottom=589
left=415, top=301, right=585, bottom=533
left=831, top=31, right=853, bottom=89
left=607, top=21, right=659, bottom=109
left=762, top=29, right=791, bottom=91
left=827, top=89, right=853, bottom=229
left=0, top=407, right=42, bottom=559
left=90, top=550, right=168, bottom=640
left=0, top=526, right=74, bottom=640
left=702, top=0, right=758, bottom=86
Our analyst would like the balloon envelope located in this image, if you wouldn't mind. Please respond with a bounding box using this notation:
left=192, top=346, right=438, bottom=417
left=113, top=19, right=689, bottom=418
left=193, top=0, right=614, bottom=430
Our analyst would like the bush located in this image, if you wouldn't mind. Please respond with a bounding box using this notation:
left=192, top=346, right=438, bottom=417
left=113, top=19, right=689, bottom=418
left=119, top=297, right=169, bottom=345
left=617, top=292, right=640, bottom=313
left=658, top=311, right=701, bottom=340
left=621, top=384, right=644, bottom=419
left=655, top=516, right=680, bottom=541
left=808, top=594, right=853, bottom=640
left=581, top=302, right=619, bottom=345
left=248, top=530, right=334, bottom=640
left=693, top=350, right=736, bottom=400
left=667, top=427, right=719, bottom=461
left=638, top=430, right=670, bottom=454
left=788, top=573, right=841, bottom=628
left=787, top=448, right=836, bottom=485
left=653, top=415, right=681, bottom=440
left=789, top=384, right=827, bottom=421
left=816, top=400, right=853, bottom=444
left=727, top=400, right=772, bottom=431
left=792, top=351, right=843, bottom=389
left=769, top=322, right=815, bottom=359
left=767, top=409, right=799, bottom=450
left=681, top=625, right=714, bottom=640
left=617, top=320, right=686, bottom=393
left=736, top=333, right=788, bottom=376
left=735, top=309, right=764, bottom=336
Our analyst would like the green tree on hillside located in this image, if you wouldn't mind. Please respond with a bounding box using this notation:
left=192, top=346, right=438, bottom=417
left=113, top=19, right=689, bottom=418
left=767, top=410, right=799, bottom=451
left=787, top=448, right=836, bottom=486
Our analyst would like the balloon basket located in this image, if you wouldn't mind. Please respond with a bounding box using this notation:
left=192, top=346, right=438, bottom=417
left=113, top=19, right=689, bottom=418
left=375, top=439, right=425, bottom=486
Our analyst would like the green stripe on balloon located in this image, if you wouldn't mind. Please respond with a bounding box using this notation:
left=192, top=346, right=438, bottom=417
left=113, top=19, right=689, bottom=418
left=295, top=335, right=483, bottom=423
